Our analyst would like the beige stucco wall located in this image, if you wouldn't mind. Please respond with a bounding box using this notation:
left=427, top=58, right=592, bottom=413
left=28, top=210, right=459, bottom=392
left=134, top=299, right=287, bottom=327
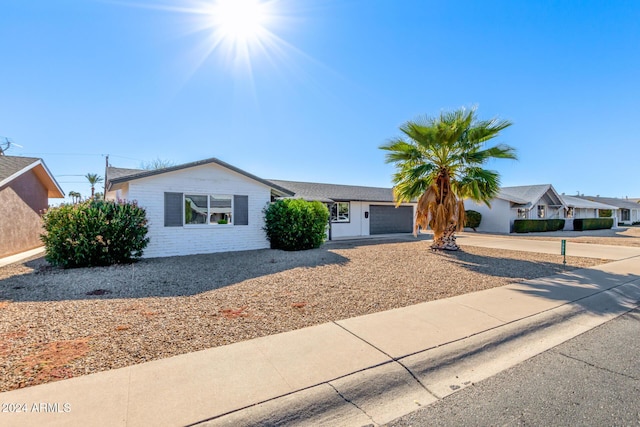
left=0, top=170, right=48, bottom=258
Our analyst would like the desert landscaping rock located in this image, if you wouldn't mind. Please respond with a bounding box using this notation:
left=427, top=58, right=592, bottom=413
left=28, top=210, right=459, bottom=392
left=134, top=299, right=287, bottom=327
left=0, top=237, right=610, bottom=392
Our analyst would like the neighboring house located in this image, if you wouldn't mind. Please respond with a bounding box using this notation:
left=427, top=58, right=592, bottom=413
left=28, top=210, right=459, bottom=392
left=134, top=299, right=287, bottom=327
left=576, top=196, right=640, bottom=225
left=105, top=157, right=294, bottom=258
left=464, top=184, right=566, bottom=233
left=0, top=156, right=64, bottom=257
left=559, top=194, right=619, bottom=229
left=269, top=180, right=417, bottom=239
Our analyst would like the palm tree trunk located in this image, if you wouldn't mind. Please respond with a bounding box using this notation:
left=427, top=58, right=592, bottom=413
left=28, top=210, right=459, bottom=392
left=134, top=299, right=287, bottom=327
left=431, top=223, right=459, bottom=250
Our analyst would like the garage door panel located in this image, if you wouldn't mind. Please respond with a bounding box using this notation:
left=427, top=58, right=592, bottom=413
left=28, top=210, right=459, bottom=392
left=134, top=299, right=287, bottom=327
left=370, top=205, right=413, bottom=234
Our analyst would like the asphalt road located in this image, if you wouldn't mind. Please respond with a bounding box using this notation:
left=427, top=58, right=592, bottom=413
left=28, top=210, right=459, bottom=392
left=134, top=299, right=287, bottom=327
left=385, top=307, right=640, bottom=427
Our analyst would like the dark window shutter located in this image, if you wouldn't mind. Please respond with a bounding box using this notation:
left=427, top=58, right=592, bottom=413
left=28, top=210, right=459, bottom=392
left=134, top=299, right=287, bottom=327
left=234, top=195, right=249, bottom=225
left=164, top=192, right=183, bottom=227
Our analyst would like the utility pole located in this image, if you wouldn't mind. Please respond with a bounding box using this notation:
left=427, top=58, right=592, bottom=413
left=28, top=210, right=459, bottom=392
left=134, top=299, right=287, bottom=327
left=103, top=155, right=109, bottom=197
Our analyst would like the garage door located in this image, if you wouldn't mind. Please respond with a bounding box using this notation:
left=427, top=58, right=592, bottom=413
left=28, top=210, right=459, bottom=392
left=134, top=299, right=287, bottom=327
left=369, top=205, right=413, bottom=234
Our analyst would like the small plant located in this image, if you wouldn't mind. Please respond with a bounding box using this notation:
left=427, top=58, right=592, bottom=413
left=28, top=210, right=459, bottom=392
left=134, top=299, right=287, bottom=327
left=263, top=199, right=329, bottom=251
left=217, top=219, right=228, bottom=224
left=41, top=199, right=150, bottom=268
left=464, top=210, right=482, bottom=231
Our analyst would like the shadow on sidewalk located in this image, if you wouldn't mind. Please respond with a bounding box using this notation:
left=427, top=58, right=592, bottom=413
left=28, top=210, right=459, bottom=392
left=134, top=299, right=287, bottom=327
left=511, top=266, right=640, bottom=315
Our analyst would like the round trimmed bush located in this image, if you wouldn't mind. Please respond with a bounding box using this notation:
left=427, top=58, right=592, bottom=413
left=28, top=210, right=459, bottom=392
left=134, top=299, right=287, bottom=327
left=263, top=199, right=329, bottom=251
left=464, top=210, right=482, bottom=231
left=41, top=200, right=150, bottom=268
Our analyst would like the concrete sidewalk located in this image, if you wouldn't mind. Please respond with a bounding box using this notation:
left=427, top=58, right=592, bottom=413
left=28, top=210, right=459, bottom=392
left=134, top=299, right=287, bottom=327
left=457, top=234, right=640, bottom=260
left=1, top=240, right=640, bottom=426
left=0, top=247, right=45, bottom=268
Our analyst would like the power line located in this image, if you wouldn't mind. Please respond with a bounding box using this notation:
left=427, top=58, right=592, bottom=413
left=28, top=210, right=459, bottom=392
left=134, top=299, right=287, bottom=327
left=18, top=152, right=103, bottom=157
left=17, top=152, right=144, bottom=162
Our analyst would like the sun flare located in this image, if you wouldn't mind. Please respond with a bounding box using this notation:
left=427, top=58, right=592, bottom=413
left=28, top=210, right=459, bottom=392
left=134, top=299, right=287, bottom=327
left=119, top=0, right=304, bottom=82
left=188, top=0, right=283, bottom=72
left=210, top=0, right=270, bottom=43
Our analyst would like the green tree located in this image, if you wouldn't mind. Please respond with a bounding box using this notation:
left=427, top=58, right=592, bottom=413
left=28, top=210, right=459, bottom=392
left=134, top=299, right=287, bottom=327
left=380, top=107, right=517, bottom=250
left=68, top=191, right=81, bottom=204
left=85, top=173, right=104, bottom=199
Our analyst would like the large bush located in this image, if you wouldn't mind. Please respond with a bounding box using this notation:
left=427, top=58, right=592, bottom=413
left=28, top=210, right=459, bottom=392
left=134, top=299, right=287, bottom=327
left=263, top=199, right=329, bottom=251
left=573, top=218, right=613, bottom=231
left=41, top=200, right=150, bottom=268
left=464, top=210, right=482, bottom=231
left=514, top=219, right=565, bottom=233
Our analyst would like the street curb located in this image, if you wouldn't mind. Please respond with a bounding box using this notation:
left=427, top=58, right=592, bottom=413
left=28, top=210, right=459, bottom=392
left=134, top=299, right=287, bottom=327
left=197, top=280, right=640, bottom=426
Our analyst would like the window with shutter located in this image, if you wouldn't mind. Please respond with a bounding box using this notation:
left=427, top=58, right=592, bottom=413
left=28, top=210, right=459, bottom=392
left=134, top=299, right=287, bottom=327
left=234, top=195, right=249, bottom=225
left=164, top=192, right=183, bottom=227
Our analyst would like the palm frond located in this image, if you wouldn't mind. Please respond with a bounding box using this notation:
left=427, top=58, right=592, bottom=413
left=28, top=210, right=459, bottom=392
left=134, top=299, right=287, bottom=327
left=381, top=107, right=516, bottom=241
left=456, top=167, right=502, bottom=204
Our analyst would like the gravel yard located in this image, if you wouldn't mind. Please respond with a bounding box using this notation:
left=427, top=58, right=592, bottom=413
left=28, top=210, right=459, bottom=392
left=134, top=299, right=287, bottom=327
left=0, top=237, right=608, bottom=392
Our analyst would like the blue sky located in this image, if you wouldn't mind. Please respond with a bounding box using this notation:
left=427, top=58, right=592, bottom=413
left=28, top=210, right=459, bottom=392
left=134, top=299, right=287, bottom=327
left=2, top=0, right=639, bottom=202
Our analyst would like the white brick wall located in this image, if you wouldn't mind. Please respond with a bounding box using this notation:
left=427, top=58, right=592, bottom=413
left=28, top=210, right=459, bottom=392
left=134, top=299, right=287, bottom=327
left=109, top=164, right=272, bottom=258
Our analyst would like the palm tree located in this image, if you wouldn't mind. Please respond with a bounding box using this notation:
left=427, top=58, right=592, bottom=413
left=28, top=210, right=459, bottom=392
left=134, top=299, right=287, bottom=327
left=380, top=107, right=517, bottom=250
left=85, top=173, right=104, bottom=199
left=68, top=191, right=81, bottom=204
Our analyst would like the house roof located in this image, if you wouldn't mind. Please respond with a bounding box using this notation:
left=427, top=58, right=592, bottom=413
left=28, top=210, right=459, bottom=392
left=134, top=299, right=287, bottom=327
left=106, top=157, right=294, bottom=196
left=268, top=179, right=399, bottom=203
left=560, top=194, right=618, bottom=210
left=0, top=155, right=65, bottom=198
left=496, top=184, right=564, bottom=208
left=576, top=195, right=640, bottom=210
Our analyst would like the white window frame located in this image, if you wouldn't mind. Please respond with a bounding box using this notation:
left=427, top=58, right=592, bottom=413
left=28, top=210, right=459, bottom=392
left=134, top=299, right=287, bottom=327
left=330, top=202, right=350, bottom=223
left=537, top=205, right=546, bottom=218
left=184, top=193, right=233, bottom=226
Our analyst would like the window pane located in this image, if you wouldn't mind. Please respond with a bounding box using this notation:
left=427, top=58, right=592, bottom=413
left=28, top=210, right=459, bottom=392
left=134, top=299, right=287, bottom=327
left=338, top=202, right=349, bottom=221
left=185, top=195, right=208, bottom=224
left=330, top=202, right=349, bottom=222
left=210, top=195, right=232, bottom=224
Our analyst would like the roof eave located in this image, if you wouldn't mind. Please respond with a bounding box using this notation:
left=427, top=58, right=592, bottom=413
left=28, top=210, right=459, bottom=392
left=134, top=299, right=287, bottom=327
left=106, top=158, right=295, bottom=196
left=0, top=159, right=65, bottom=198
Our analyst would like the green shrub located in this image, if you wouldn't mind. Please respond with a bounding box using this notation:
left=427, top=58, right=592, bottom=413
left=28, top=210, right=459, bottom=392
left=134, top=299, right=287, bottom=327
left=514, top=219, right=565, bottom=233
left=41, top=200, right=150, bottom=268
left=548, top=219, right=565, bottom=231
left=464, top=210, right=482, bottom=231
left=573, top=218, right=613, bottom=231
left=263, top=199, right=329, bottom=251
left=598, top=209, right=612, bottom=218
